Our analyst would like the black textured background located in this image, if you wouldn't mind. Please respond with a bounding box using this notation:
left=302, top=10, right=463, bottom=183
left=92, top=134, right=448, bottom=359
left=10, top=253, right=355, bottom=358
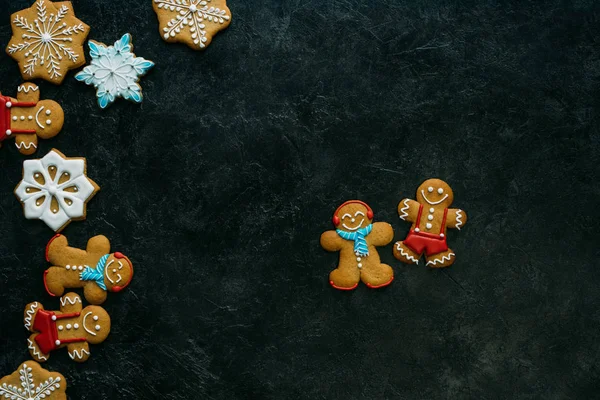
left=1, top=0, right=600, bottom=399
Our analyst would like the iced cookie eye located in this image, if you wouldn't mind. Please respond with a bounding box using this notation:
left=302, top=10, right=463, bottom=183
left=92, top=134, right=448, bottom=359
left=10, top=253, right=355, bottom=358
left=437, top=188, right=443, bottom=194
left=428, top=187, right=433, bottom=192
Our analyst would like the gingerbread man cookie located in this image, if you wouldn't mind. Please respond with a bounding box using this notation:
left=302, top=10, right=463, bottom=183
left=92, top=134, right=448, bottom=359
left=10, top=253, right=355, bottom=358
left=44, top=234, right=134, bottom=305
left=0, top=83, right=64, bottom=155
left=24, top=293, right=110, bottom=363
left=6, top=0, right=90, bottom=84
left=0, top=361, right=66, bottom=400
left=320, top=200, right=394, bottom=290
left=393, top=179, right=467, bottom=268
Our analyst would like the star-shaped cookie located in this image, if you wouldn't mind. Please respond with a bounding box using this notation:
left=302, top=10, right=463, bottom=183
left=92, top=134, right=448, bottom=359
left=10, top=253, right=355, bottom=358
left=0, top=361, right=67, bottom=400
left=6, top=0, right=90, bottom=84
left=153, top=0, right=231, bottom=50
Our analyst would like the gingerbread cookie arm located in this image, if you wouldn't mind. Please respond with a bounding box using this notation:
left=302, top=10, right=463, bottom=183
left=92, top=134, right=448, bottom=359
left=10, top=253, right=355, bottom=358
left=446, top=208, right=467, bottom=230
left=397, top=198, right=420, bottom=222
left=369, top=222, right=394, bottom=246
left=59, top=293, right=83, bottom=313
left=16, top=82, right=40, bottom=102
left=67, top=342, right=90, bottom=363
left=320, top=230, right=344, bottom=252
left=83, top=283, right=108, bottom=305
left=24, top=301, right=42, bottom=331
left=86, top=235, right=111, bottom=257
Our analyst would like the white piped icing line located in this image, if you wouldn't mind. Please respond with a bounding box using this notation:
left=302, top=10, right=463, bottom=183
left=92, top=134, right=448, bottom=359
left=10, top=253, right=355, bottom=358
left=399, top=199, right=410, bottom=220
left=69, top=348, right=90, bottom=360
left=455, top=210, right=463, bottom=230
left=421, top=190, right=449, bottom=205
left=426, top=252, right=455, bottom=266
left=82, top=311, right=97, bottom=336
left=24, top=302, right=39, bottom=329
left=15, top=141, right=37, bottom=150
left=27, top=338, right=48, bottom=361
left=35, top=106, right=45, bottom=129
left=396, top=243, right=419, bottom=264
left=60, top=294, right=82, bottom=307
left=17, top=84, right=39, bottom=93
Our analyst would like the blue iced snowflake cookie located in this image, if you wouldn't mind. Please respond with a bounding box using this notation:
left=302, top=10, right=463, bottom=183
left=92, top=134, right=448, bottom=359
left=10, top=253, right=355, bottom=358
left=75, top=33, right=154, bottom=109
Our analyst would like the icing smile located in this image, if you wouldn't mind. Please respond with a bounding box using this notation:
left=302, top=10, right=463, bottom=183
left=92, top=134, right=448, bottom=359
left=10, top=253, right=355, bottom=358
left=82, top=312, right=97, bottom=336
left=421, top=190, right=448, bottom=205
left=341, top=211, right=365, bottom=231
left=104, top=259, right=124, bottom=284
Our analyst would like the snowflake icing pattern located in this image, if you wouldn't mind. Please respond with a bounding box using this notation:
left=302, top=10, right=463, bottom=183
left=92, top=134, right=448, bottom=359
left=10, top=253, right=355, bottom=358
left=7, top=0, right=88, bottom=81
left=0, top=363, right=62, bottom=400
left=14, top=149, right=98, bottom=232
left=75, top=33, right=155, bottom=108
left=154, top=0, right=231, bottom=49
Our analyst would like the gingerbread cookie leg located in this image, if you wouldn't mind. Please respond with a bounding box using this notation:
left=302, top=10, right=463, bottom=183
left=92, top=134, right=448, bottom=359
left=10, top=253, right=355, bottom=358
left=24, top=301, right=42, bottom=331
left=393, top=241, right=420, bottom=264
left=46, top=234, right=87, bottom=266
left=425, top=248, right=456, bottom=268
left=360, top=262, right=394, bottom=288
left=27, top=334, right=49, bottom=362
left=86, top=235, right=111, bottom=257
left=67, top=342, right=90, bottom=362
left=83, top=283, right=108, bottom=305
left=329, top=263, right=360, bottom=290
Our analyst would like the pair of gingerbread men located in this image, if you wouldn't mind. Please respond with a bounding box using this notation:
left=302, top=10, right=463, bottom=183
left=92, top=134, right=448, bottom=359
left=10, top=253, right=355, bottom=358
left=24, top=235, right=133, bottom=363
left=320, top=178, right=468, bottom=290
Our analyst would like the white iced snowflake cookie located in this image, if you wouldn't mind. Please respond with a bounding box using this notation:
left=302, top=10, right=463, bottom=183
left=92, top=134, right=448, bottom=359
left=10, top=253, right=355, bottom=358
left=6, top=0, right=90, bottom=84
left=0, top=361, right=66, bottom=400
left=153, top=0, right=231, bottom=50
left=14, top=149, right=99, bottom=232
left=75, top=33, right=155, bottom=109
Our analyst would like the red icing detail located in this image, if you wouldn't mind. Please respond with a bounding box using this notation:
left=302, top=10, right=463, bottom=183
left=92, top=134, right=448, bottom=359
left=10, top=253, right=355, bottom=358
left=43, top=270, right=56, bottom=297
left=329, top=280, right=359, bottom=291
left=332, top=200, right=374, bottom=227
left=109, top=253, right=133, bottom=292
left=366, top=275, right=394, bottom=289
left=33, top=310, right=85, bottom=354
left=403, top=205, right=449, bottom=256
left=45, top=234, right=61, bottom=262
left=0, top=95, right=38, bottom=141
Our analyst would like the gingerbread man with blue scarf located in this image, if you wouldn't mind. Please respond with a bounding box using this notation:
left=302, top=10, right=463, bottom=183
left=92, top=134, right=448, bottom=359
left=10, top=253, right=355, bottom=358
left=320, top=200, right=394, bottom=290
left=43, top=234, right=134, bottom=305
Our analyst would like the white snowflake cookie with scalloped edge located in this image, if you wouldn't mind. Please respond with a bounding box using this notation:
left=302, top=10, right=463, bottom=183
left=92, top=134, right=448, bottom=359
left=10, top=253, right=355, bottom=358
left=14, top=149, right=99, bottom=232
left=0, top=360, right=67, bottom=400
left=153, top=0, right=231, bottom=50
left=75, top=33, right=155, bottom=109
left=6, top=0, right=90, bottom=84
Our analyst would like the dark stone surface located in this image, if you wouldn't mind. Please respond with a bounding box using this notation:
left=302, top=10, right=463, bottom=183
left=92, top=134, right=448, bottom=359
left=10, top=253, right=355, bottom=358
left=1, top=0, right=600, bottom=398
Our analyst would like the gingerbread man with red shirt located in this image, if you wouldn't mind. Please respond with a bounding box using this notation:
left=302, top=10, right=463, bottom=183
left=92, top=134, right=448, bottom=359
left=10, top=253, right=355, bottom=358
left=0, top=82, right=64, bottom=155
left=393, top=179, right=467, bottom=268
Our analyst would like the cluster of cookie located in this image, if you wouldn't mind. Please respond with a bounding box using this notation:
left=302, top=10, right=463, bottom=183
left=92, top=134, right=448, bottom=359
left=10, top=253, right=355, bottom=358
left=1, top=0, right=233, bottom=396
left=321, top=179, right=468, bottom=290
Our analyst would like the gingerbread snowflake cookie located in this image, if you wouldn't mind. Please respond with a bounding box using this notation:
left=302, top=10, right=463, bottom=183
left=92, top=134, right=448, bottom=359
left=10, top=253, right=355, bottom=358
left=25, top=292, right=111, bottom=363
left=153, top=0, right=231, bottom=50
left=320, top=200, right=394, bottom=290
left=0, top=83, right=64, bottom=155
left=44, top=234, right=134, bottom=305
left=75, top=33, right=155, bottom=109
left=394, top=179, right=467, bottom=268
left=6, top=0, right=90, bottom=84
left=14, top=149, right=99, bottom=232
left=0, top=361, right=66, bottom=400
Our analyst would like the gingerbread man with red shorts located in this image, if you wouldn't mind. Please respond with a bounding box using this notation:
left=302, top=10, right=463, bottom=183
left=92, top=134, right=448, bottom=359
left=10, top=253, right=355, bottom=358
left=24, top=292, right=110, bottom=363
left=393, top=179, right=467, bottom=268
left=0, top=83, right=64, bottom=155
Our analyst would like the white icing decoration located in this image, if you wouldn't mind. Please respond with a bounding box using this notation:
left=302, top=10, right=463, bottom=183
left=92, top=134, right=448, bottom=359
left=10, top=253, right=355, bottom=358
left=28, top=115, right=33, bottom=120
left=341, top=217, right=364, bottom=231
left=73, top=323, right=79, bottom=329
left=421, top=190, right=449, bottom=205
left=455, top=210, right=463, bottom=230
left=69, top=348, right=90, bottom=360
left=425, top=223, right=432, bottom=229
left=427, top=215, right=434, bottom=221
left=93, top=315, right=99, bottom=321
left=58, top=325, right=64, bottom=330
left=66, top=265, right=70, bottom=270
left=438, top=188, right=444, bottom=194
left=45, top=109, right=51, bottom=115
left=46, top=119, right=52, bottom=125
left=24, top=302, right=38, bottom=330
left=12, top=116, right=18, bottom=121
left=399, top=198, right=410, bottom=220
left=429, top=207, right=434, bottom=213
left=15, top=149, right=97, bottom=231
left=396, top=243, right=419, bottom=264
left=95, top=325, right=101, bottom=331
left=17, top=84, right=39, bottom=93
left=82, top=312, right=97, bottom=336
left=154, top=0, right=231, bottom=49
left=427, top=186, right=433, bottom=192
left=27, top=338, right=48, bottom=361
left=55, top=340, right=61, bottom=345
left=357, top=263, right=362, bottom=268
left=35, top=106, right=45, bottom=129
left=426, top=252, right=455, bottom=266
left=7, top=0, right=87, bottom=80
left=0, top=362, right=61, bottom=399
left=75, top=34, right=154, bottom=109
left=415, top=228, right=420, bottom=232
left=66, top=324, right=71, bottom=330
left=60, top=294, right=82, bottom=308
